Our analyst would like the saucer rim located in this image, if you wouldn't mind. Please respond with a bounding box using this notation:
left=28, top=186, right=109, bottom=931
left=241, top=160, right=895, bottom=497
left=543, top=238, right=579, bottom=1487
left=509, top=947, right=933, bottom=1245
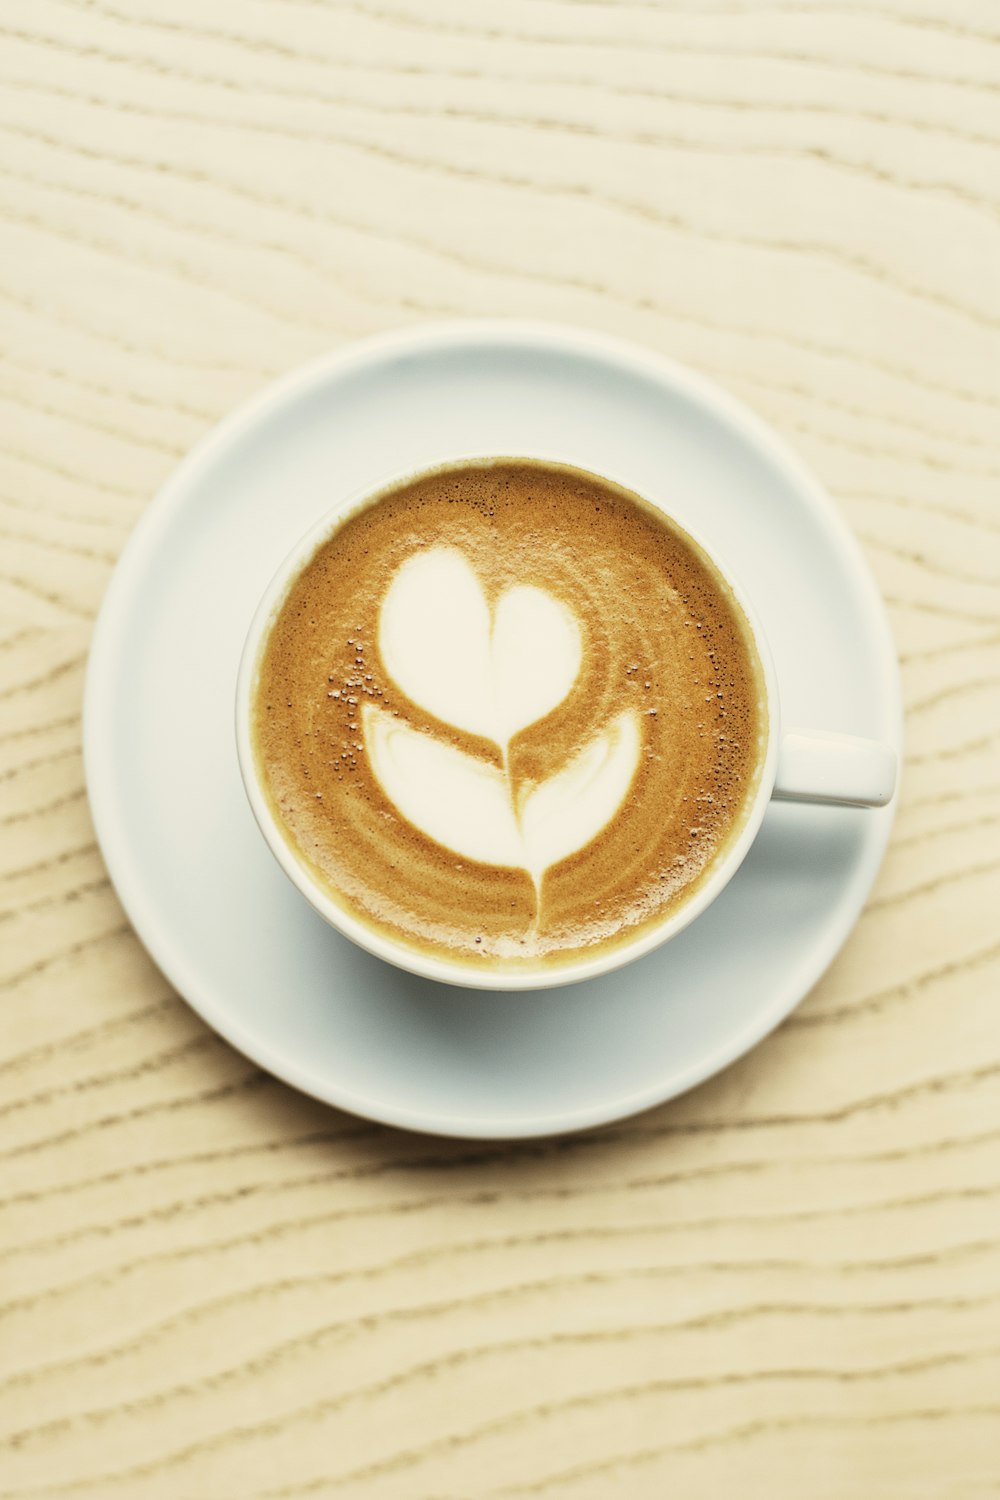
left=84, top=319, right=902, bottom=1139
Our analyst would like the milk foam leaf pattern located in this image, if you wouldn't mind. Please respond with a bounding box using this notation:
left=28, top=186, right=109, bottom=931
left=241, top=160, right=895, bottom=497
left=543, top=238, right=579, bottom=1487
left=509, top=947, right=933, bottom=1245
left=362, top=705, right=642, bottom=879
left=519, top=710, right=641, bottom=880
left=379, top=547, right=582, bottom=747
left=361, top=705, right=523, bottom=867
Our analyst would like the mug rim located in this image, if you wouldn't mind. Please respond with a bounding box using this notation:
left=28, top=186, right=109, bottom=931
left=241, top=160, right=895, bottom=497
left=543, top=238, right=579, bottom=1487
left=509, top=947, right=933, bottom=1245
left=235, top=454, right=782, bottom=991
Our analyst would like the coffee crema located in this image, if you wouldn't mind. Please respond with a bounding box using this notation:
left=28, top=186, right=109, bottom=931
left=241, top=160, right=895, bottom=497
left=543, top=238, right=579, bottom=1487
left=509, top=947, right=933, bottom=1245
left=251, top=460, right=766, bottom=969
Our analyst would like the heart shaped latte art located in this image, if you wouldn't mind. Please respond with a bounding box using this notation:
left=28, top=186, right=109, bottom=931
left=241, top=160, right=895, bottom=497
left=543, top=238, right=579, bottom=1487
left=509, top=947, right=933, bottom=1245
left=378, top=547, right=582, bottom=750
left=367, top=546, right=641, bottom=884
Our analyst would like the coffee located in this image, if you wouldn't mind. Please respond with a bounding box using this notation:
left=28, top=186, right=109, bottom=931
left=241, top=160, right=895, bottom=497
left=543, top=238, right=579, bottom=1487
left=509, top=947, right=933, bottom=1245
left=251, top=460, right=766, bottom=970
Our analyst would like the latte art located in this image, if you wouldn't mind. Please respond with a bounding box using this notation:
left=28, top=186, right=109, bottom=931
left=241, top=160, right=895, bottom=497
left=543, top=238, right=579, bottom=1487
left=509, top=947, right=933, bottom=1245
left=252, top=460, right=765, bottom=970
left=367, top=546, right=641, bottom=890
left=363, top=703, right=641, bottom=886
left=379, top=547, right=584, bottom=750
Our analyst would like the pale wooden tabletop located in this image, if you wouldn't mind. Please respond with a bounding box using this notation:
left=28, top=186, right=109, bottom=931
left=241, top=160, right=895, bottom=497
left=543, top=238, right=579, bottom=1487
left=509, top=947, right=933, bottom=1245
left=3, top=3, right=1000, bottom=1496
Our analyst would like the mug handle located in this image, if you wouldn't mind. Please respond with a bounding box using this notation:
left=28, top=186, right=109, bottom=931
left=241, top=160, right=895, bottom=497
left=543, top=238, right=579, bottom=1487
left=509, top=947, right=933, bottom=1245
left=773, top=731, right=897, bottom=808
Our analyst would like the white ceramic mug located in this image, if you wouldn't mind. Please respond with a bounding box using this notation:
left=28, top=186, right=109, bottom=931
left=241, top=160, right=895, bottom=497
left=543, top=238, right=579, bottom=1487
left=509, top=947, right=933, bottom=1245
left=236, top=459, right=896, bottom=992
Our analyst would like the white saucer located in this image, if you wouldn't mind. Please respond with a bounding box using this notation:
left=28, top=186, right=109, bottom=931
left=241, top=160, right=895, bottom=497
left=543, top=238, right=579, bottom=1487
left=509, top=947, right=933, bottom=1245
left=84, top=322, right=901, bottom=1139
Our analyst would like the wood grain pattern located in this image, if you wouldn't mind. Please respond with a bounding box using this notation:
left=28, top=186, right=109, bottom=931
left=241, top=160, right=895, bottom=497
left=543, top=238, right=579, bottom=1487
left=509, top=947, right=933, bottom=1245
left=2, top=1, right=999, bottom=1495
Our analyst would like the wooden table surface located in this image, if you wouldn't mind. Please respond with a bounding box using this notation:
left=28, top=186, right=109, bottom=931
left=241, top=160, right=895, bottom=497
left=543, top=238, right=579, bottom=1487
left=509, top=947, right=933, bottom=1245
left=3, top=3, right=1000, bottom=1495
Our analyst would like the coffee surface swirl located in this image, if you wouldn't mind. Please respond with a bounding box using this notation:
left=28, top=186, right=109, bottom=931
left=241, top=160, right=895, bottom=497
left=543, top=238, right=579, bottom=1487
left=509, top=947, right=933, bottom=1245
left=252, top=460, right=765, bottom=970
